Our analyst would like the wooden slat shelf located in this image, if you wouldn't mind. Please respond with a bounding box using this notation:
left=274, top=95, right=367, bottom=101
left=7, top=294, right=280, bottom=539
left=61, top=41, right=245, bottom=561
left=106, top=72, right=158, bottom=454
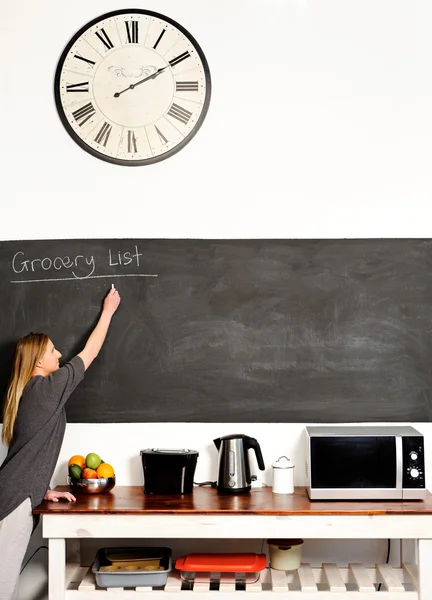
left=66, top=564, right=418, bottom=599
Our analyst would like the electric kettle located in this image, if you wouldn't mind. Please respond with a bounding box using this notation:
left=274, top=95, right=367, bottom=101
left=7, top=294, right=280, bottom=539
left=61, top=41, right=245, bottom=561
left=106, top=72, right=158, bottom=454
left=213, top=434, right=265, bottom=493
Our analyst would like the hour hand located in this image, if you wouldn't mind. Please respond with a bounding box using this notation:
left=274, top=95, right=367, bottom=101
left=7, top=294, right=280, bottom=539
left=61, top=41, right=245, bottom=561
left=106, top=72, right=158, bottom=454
left=114, top=66, right=168, bottom=98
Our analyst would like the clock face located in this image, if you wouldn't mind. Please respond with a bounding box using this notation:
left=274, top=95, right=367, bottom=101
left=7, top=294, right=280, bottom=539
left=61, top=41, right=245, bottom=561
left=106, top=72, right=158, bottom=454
left=54, top=10, right=211, bottom=165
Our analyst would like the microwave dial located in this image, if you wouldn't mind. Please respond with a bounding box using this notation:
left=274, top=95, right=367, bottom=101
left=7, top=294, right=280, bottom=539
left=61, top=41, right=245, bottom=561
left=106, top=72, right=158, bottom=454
left=408, top=467, right=423, bottom=479
left=410, top=451, right=418, bottom=461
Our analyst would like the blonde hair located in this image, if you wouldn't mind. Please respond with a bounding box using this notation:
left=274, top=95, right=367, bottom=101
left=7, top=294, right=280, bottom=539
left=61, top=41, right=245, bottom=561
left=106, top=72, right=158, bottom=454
left=2, top=333, right=49, bottom=446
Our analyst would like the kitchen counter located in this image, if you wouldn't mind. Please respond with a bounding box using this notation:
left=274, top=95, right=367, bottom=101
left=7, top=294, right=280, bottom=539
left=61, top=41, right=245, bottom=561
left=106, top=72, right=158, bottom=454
left=34, top=484, right=432, bottom=515
left=35, top=486, right=432, bottom=599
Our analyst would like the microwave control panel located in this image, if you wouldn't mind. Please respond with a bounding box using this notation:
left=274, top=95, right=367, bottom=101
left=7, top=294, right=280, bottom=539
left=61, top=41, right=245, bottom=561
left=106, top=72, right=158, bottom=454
left=402, top=436, right=425, bottom=488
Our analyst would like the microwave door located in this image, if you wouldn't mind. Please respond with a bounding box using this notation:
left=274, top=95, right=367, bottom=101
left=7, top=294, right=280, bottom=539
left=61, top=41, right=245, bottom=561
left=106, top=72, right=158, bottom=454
left=309, top=436, right=401, bottom=500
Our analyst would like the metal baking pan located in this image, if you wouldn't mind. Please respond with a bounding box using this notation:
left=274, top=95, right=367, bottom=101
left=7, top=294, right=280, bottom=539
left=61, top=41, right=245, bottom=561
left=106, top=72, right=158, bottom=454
left=91, top=547, right=172, bottom=588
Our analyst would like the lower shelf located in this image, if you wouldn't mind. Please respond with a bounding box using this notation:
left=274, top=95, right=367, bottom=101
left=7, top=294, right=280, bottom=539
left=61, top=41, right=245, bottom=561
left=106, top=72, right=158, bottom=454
left=65, top=563, right=419, bottom=598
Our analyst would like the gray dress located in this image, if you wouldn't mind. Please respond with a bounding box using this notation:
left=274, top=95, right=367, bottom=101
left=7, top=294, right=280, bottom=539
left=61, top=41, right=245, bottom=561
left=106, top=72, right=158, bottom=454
left=0, top=356, right=85, bottom=521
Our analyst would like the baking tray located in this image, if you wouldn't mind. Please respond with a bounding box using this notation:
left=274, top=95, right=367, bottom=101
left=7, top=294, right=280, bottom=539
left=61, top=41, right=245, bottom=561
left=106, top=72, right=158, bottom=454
left=91, top=547, right=172, bottom=588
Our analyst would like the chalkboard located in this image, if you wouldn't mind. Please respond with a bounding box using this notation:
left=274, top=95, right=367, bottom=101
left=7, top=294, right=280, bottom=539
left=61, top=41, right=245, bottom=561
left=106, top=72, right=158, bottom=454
left=0, top=239, right=432, bottom=423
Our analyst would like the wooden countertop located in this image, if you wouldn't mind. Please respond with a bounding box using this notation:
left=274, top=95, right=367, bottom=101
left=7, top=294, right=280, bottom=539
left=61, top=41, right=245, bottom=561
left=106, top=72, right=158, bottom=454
left=33, top=486, right=432, bottom=516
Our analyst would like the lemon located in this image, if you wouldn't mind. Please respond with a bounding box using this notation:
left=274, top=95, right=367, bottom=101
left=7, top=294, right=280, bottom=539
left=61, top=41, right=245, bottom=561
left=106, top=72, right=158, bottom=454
left=97, top=463, right=115, bottom=478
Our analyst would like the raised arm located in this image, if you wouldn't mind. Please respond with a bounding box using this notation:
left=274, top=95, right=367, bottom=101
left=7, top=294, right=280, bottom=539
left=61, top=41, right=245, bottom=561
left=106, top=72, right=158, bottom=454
left=77, top=287, right=121, bottom=370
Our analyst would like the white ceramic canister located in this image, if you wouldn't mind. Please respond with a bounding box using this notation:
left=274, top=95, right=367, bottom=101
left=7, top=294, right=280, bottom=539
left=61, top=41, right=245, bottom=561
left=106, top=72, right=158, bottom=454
left=271, top=456, right=294, bottom=494
left=267, top=539, right=304, bottom=571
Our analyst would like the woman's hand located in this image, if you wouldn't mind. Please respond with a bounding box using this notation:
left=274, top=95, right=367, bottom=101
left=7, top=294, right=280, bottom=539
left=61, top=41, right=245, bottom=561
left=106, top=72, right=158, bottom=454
left=44, top=490, right=76, bottom=502
left=103, top=287, right=121, bottom=317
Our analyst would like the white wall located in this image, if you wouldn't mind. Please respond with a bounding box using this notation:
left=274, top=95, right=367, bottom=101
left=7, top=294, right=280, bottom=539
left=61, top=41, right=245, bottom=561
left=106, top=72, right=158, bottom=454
left=1, top=0, right=431, bottom=240
left=1, top=1, right=431, bottom=598
left=1, top=422, right=431, bottom=491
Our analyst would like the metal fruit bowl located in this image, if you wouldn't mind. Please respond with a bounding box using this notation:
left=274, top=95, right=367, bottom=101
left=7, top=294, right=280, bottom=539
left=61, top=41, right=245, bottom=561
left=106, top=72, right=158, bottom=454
left=68, top=476, right=116, bottom=494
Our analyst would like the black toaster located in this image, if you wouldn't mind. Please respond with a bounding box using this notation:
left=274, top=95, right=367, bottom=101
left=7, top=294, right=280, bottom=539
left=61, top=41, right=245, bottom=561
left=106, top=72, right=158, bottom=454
left=140, top=448, right=199, bottom=494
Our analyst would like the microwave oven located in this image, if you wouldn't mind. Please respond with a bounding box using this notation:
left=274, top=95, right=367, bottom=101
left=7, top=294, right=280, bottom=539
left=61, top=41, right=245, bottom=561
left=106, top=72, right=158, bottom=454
left=305, top=426, right=426, bottom=500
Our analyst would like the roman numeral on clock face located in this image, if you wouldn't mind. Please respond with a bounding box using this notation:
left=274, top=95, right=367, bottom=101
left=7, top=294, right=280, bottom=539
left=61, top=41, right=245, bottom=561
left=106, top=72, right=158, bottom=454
left=94, top=122, right=112, bottom=146
left=72, top=102, right=96, bottom=126
left=74, top=53, right=96, bottom=67
left=176, top=81, right=199, bottom=92
left=169, top=51, right=190, bottom=68
left=95, top=28, right=114, bottom=50
left=153, top=29, right=166, bottom=49
left=125, top=21, right=139, bottom=43
left=155, top=126, right=168, bottom=144
left=127, top=130, right=137, bottom=153
left=66, top=81, right=89, bottom=93
left=167, top=103, right=192, bottom=125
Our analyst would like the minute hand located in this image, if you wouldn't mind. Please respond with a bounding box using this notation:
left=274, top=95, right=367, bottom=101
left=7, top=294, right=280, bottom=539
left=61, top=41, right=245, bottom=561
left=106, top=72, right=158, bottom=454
left=114, top=66, right=168, bottom=98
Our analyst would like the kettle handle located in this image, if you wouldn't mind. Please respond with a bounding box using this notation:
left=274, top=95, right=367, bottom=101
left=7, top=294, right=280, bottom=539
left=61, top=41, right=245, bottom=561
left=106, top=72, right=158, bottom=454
left=245, top=436, right=265, bottom=471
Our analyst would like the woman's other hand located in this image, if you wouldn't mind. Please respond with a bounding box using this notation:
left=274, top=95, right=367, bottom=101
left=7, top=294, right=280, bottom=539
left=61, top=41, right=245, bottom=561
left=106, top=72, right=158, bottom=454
left=44, top=490, right=76, bottom=502
left=103, top=287, right=121, bottom=317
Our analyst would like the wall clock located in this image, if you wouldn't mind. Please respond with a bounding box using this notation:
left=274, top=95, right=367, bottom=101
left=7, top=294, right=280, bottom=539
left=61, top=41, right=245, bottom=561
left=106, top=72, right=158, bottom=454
left=54, top=9, right=211, bottom=166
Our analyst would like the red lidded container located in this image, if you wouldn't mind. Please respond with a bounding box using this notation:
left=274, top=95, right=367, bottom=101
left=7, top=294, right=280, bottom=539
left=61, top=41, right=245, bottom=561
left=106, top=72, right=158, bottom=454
left=176, top=553, right=267, bottom=584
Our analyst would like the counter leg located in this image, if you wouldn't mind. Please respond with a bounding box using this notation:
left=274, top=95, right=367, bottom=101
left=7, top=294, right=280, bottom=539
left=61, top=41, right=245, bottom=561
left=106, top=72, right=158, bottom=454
left=48, top=538, right=65, bottom=600
left=401, top=539, right=417, bottom=564
left=417, top=539, right=432, bottom=599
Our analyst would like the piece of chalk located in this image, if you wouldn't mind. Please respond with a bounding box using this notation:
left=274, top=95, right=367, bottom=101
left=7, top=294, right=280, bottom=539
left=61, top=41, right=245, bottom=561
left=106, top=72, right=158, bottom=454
left=112, top=284, right=114, bottom=289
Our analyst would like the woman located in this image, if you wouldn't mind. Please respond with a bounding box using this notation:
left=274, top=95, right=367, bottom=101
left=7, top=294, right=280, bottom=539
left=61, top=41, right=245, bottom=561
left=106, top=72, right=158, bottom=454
left=0, top=286, right=121, bottom=600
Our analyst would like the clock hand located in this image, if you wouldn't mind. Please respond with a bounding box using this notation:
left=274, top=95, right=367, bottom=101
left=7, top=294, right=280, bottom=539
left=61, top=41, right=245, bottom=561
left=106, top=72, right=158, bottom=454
left=114, top=66, right=168, bottom=98
left=134, top=65, right=168, bottom=88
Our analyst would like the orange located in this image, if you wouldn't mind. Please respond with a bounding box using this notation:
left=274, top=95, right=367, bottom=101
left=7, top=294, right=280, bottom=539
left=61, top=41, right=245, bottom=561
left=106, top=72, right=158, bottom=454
left=97, top=463, right=115, bottom=478
left=68, top=455, right=86, bottom=469
left=82, top=467, right=98, bottom=479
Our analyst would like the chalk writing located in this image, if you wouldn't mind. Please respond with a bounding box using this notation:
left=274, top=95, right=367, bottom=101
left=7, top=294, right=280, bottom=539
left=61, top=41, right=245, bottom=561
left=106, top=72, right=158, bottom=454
left=13, top=251, right=96, bottom=278
left=108, top=246, right=142, bottom=267
left=10, top=244, right=157, bottom=283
